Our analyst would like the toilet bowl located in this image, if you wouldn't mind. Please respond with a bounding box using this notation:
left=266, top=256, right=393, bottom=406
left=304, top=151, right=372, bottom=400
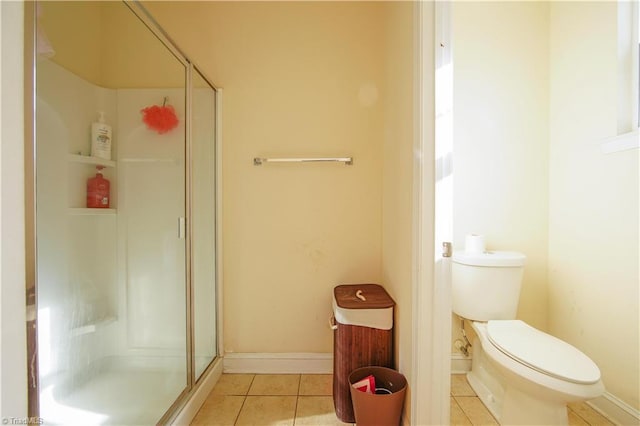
left=451, top=248, right=604, bottom=425
left=467, top=320, right=604, bottom=425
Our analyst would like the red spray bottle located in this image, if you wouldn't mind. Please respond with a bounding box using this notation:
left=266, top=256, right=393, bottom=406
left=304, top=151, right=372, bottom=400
left=86, top=166, right=110, bottom=208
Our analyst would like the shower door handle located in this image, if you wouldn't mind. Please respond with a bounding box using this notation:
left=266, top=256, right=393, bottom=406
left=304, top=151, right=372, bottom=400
left=178, top=217, right=186, bottom=239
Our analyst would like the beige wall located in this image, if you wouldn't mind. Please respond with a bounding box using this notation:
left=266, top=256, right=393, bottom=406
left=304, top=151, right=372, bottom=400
left=144, top=1, right=386, bottom=354
left=549, top=2, right=639, bottom=410
left=101, top=2, right=185, bottom=89
left=40, top=2, right=184, bottom=89
left=453, top=0, right=639, bottom=412
left=451, top=1, right=550, bottom=348
left=39, top=1, right=103, bottom=85
left=381, top=0, right=414, bottom=417
left=382, top=0, right=414, bottom=371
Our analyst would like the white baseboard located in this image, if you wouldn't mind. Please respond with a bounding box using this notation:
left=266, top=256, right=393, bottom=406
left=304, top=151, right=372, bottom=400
left=588, top=392, right=640, bottom=426
left=223, top=352, right=333, bottom=374
left=451, top=353, right=471, bottom=374
left=171, top=357, right=223, bottom=425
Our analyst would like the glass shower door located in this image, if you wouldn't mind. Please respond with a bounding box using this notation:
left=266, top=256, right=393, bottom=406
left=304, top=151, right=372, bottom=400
left=34, top=1, right=189, bottom=424
left=191, top=68, right=218, bottom=381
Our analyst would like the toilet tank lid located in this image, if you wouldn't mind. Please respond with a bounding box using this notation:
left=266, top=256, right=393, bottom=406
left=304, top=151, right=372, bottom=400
left=452, top=251, right=526, bottom=267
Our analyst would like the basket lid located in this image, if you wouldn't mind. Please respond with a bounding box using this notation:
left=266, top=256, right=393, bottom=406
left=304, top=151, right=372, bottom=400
left=334, top=284, right=395, bottom=309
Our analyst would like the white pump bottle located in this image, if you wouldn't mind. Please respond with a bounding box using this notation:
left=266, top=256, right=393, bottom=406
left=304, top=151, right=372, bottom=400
left=91, top=111, right=112, bottom=160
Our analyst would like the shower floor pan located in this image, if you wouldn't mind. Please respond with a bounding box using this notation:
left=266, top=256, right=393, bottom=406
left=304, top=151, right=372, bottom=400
left=40, top=357, right=186, bottom=425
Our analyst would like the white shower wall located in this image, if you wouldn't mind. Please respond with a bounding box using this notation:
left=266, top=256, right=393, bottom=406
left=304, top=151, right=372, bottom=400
left=37, top=60, right=213, bottom=389
left=36, top=60, right=119, bottom=386
left=115, top=88, right=187, bottom=356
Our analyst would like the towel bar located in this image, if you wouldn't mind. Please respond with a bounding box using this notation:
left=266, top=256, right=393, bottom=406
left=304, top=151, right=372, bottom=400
left=253, top=157, right=353, bottom=166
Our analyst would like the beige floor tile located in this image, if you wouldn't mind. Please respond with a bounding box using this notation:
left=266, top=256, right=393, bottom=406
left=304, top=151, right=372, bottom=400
left=568, top=407, right=589, bottom=426
left=212, top=374, right=255, bottom=396
left=450, top=397, right=472, bottom=425
left=567, top=402, right=615, bottom=425
left=455, top=396, right=498, bottom=426
left=249, top=374, right=301, bottom=396
left=451, top=374, right=476, bottom=397
left=295, top=396, right=351, bottom=425
left=299, top=375, right=333, bottom=396
left=236, top=395, right=297, bottom=426
left=191, top=395, right=245, bottom=426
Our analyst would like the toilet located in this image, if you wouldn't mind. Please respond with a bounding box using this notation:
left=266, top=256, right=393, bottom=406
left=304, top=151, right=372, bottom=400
left=452, top=250, right=604, bottom=425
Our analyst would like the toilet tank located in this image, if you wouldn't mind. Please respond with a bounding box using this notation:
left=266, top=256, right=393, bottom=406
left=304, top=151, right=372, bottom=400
left=451, top=251, right=526, bottom=321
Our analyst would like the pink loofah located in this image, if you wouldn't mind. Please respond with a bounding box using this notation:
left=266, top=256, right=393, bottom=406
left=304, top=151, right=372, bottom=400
left=141, top=98, right=179, bottom=134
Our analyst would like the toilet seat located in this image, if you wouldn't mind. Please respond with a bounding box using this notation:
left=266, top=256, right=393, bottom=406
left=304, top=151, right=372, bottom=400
left=487, top=320, right=601, bottom=385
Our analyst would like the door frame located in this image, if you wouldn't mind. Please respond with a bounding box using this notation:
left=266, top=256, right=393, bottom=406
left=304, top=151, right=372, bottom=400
left=411, top=2, right=453, bottom=424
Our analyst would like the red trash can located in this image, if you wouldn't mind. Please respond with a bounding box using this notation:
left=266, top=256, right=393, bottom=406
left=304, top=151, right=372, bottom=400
left=331, top=284, right=395, bottom=423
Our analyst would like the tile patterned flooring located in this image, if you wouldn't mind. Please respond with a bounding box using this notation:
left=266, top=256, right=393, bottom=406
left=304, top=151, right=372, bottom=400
left=192, top=373, right=615, bottom=425
left=191, top=374, right=349, bottom=426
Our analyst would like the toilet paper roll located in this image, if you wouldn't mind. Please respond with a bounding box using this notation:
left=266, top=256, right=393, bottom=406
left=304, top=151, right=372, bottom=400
left=465, top=234, right=486, bottom=254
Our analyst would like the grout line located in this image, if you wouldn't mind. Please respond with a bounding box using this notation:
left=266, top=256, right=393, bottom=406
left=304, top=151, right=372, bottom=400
left=452, top=395, right=474, bottom=425
left=293, top=374, right=302, bottom=425
left=233, top=374, right=256, bottom=425
left=568, top=407, right=581, bottom=425
left=233, top=395, right=246, bottom=426
left=568, top=405, right=597, bottom=426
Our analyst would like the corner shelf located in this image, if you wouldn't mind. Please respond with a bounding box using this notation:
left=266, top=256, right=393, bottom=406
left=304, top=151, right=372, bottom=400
left=68, top=208, right=117, bottom=216
left=68, top=154, right=116, bottom=168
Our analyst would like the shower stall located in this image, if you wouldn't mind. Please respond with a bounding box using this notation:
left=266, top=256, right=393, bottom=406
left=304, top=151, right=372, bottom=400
left=26, top=1, right=220, bottom=424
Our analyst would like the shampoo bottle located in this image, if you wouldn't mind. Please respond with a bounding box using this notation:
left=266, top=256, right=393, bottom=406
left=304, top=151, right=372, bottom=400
left=91, top=111, right=112, bottom=160
left=86, top=166, right=110, bottom=208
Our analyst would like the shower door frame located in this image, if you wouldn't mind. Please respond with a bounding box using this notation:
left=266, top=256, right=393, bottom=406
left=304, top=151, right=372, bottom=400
left=24, top=1, right=223, bottom=422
